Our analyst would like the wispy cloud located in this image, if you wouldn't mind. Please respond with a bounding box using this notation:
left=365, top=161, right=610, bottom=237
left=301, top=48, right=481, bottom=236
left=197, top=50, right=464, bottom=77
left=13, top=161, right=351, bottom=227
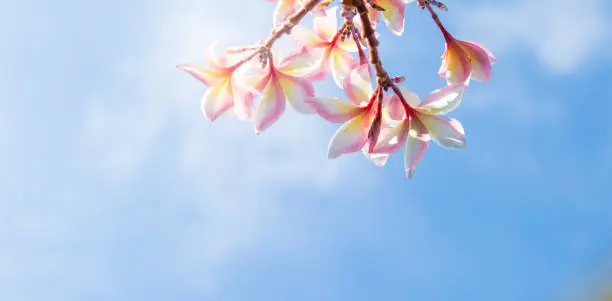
left=74, top=0, right=375, bottom=297
left=463, top=75, right=567, bottom=128
left=1, top=1, right=379, bottom=300
left=455, top=0, right=611, bottom=74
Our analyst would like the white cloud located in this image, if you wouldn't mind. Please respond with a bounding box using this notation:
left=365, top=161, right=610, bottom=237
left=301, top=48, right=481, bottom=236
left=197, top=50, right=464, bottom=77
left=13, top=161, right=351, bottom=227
left=455, top=0, right=611, bottom=74
left=463, top=78, right=567, bottom=128
left=0, top=1, right=380, bottom=299
left=73, top=0, right=376, bottom=297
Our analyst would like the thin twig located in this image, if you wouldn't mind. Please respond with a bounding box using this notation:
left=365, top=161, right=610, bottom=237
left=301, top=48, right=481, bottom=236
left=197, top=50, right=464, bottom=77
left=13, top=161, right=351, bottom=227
left=352, top=0, right=389, bottom=86
left=230, top=0, right=323, bottom=69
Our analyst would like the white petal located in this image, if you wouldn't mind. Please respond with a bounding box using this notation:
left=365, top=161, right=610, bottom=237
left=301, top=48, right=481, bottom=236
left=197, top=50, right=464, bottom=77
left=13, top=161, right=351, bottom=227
left=418, top=83, right=466, bottom=115
left=416, top=113, right=466, bottom=149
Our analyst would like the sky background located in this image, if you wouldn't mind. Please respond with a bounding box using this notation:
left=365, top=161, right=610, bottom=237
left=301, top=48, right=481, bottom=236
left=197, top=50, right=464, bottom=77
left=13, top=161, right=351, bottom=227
left=1, top=0, right=612, bottom=300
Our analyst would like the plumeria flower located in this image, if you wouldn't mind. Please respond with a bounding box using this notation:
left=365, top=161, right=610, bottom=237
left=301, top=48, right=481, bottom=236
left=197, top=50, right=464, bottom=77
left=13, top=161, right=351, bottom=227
left=438, top=30, right=496, bottom=85
left=269, top=0, right=326, bottom=26
left=364, top=0, right=407, bottom=36
left=306, top=65, right=383, bottom=158
left=248, top=46, right=320, bottom=133
left=291, top=6, right=359, bottom=87
left=177, top=44, right=254, bottom=121
left=367, top=84, right=467, bottom=178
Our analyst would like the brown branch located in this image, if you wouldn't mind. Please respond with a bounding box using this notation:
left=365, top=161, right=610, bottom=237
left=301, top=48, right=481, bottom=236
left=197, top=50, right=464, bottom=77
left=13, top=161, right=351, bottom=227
left=230, top=0, right=323, bottom=68
left=351, top=0, right=424, bottom=114
left=423, top=2, right=450, bottom=39
left=352, top=0, right=389, bottom=87
left=264, top=0, right=323, bottom=48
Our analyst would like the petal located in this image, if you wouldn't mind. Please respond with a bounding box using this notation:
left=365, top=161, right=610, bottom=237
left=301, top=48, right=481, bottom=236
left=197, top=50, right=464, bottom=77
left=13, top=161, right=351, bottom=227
left=440, top=40, right=472, bottom=84
left=202, top=78, right=234, bottom=121
left=336, top=36, right=359, bottom=53
left=327, top=110, right=370, bottom=158
left=416, top=113, right=466, bottom=149
left=277, top=73, right=316, bottom=114
left=397, top=86, right=421, bottom=108
left=353, top=8, right=379, bottom=37
left=343, top=64, right=373, bottom=106
left=177, top=64, right=227, bottom=86
left=205, top=42, right=226, bottom=69
left=277, top=46, right=320, bottom=77
left=352, top=14, right=367, bottom=37
left=248, top=71, right=273, bottom=93
left=386, top=94, right=406, bottom=120
left=273, top=0, right=298, bottom=26
left=314, top=6, right=338, bottom=41
left=362, top=146, right=390, bottom=167
left=290, top=26, right=328, bottom=48
left=463, top=41, right=496, bottom=63
left=418, top=83, right=466, bottom=115
left=329, top=47, right=359, bottom=87
left=438, top=48, right=449, bottom=76
left=384, top=87, right=419, bottom=120
left=459, top=40, right=493, bottom=82
left=367, top=7, right=380, bottom=30
left=205, top=42, right=251, bottom=69
left=254, top=76, right=286, bottom=133
left=231, top=81, right=255, bottom=120
left=304, top=63, right=328, bottom=81
left=306, top=97, right=363, bottom=123
left=311, top=5, right=327, bottom=17
left=378, top=0, right=406, bottom=36
left=371, top=119, right=410, bottom=154
left=404, top=116, right=430, bottom=179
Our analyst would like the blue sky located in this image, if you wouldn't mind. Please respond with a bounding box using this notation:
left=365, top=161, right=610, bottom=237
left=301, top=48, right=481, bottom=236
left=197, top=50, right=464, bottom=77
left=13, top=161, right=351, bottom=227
left=1, top=0, right=612, bottom=300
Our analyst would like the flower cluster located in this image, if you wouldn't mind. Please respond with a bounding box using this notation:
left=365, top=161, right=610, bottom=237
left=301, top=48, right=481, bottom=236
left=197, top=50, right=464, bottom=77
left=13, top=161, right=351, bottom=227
left=178, top=0, right=495, bottom=178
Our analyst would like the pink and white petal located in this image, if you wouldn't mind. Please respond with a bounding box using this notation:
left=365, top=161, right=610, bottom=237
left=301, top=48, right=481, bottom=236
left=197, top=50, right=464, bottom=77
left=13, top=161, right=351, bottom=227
left=378, top=0, right=406, bottom=36
left=306, top=97, right=362, bottom=123
left=397, top=86, right=421, bottom=108
left=367, top=7, right=380, bottom=29
left=290, top=26, right=328, bottom=48
left=231, top=81, right=255, bottom=120
left=343, top=64, right=373, bottom=106
left=437, top=48, right=449, bottom=78
left=352, top=15, right=367, bottom=38
left=336, top=37, right=359, bottom=53
left=254, top=77, right=286, bottom=133
left=202, top=78, right=234, bottom=121
left=328, top=111, right=370, bottom=159
left=304, top=62, right=328, bottom=81
left=273, top=0, right=298, bottom=26
left=205, top=42, right=226, bottom=69
left=404, top=116, right=430, bottom=179
left=247, top=71, right=273, bottom=93
left=386, top=95, right=406, bottom=120
left=460, top=41, right=493, bottom=82
left=314, top=6, right=339, bottom=41
left=206, top=42, right=252, bottom=68
left=330, top=48, right=359, bottom=87
left=177, top=64, right=227, bottom=87
left=277, top=46, right=320, bottom=77
left=362, top=146, right=390, bottom=167
left=371, top=119, right=410, bottom=154
left=418, top=83, right=466, bottom=115
left=462, top=40, right=496, bottom=63
left=277, top=74, right=316, bottom=114
left=443, top=42, right=472, bottom=84
left=336, top=34, right=359, bottom=52
left=311, top=5, right=326, bottom=17
left=416, top=113, right=466, bottom=149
